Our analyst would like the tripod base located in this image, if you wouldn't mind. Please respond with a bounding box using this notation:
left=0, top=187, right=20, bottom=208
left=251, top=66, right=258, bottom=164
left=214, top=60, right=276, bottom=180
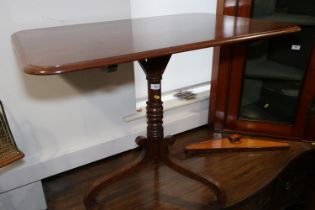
left=84, top=136, right=226, bottom=210
left=84, top=56, right=225, bottom=209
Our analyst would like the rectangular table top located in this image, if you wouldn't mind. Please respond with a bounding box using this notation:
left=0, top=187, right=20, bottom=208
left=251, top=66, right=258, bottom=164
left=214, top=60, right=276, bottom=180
left=12, top=14, right=299, bottom=75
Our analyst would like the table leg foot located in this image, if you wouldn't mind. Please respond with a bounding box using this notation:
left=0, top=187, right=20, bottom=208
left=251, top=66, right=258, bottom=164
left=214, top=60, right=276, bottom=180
left=83, top=146, right=146, bottom=209
left=163, top=155, right=226, bottom=205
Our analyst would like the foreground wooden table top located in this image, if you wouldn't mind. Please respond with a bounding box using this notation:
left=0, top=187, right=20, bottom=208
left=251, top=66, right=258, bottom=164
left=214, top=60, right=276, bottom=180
left=44, top=127, right=315, bottom=210
left=13, top=13, right=303, bottom=210
left=12, top=14, right=299, bottom=75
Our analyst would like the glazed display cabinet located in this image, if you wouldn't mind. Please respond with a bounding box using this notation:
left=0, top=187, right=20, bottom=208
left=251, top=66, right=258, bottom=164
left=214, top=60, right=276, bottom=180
left=209, top=0, right=315, bottom=140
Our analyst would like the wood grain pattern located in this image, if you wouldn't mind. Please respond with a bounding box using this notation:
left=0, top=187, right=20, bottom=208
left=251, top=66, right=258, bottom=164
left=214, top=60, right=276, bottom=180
left=12, top=14, right=300, bottom=75
left=43, top=126, right=315, bottom=210
left=185, top=136, right=289, bottom=153
left=208, top=0, right=247, bottom=131
left=300, top=46, right=315, bottom=140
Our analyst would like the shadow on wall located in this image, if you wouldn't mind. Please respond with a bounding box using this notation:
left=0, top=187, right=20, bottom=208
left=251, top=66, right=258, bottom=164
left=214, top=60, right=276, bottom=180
left=21, top=63, right=135, bottom=100
left=13, top=62, right=136, bottom=159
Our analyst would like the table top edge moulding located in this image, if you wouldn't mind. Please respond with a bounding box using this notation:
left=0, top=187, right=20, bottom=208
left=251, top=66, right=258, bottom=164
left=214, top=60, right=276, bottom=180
left=11, top=13, right=300, bottom=75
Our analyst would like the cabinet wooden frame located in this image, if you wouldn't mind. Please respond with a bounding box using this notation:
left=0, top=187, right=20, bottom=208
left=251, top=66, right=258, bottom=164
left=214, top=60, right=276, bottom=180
left=209, top=0, right=315, bottom=140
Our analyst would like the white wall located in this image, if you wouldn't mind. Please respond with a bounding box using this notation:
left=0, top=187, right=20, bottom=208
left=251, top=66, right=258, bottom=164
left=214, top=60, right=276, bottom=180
left=131, top=0, right=217, bottom=98
left=0, top=0, right=134, bottom=191
left=0, top=182, right=46, bottom=210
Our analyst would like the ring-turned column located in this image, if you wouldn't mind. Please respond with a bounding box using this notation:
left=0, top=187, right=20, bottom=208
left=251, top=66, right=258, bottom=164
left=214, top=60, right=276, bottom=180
left=139, top=56, right=171, bottom=160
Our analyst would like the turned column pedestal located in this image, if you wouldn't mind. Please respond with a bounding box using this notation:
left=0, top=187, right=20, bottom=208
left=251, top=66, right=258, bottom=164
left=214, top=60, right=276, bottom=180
left=83, top=56, right=225, bottom=209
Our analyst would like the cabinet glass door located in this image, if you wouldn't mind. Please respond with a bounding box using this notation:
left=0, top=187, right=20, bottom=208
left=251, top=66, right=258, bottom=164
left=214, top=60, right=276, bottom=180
left=238, top=0, right=315, bottom=124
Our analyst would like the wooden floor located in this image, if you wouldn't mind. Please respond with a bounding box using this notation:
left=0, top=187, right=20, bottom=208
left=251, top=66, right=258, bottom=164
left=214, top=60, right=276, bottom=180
left=43, top=126, right=314, bottom=210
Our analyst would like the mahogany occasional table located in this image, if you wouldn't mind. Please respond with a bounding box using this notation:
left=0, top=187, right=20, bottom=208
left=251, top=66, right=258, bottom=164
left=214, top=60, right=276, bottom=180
left=11, top=14, right=300, bottom=210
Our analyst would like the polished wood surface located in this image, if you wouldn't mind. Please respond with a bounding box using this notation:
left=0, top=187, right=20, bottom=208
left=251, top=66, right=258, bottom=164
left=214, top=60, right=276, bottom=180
left=208, top=0, right=239, bottom=130
left=43, top=126, right=315, bottom=210
left=303, top=47, right=315, bottom=140
left=185, top=135, right=289, bottom=153
left=12, top=14, right=300, bottom=75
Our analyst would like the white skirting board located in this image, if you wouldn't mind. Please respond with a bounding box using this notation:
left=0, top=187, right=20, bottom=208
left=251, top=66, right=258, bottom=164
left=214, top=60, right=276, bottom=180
left=0, top=181, right=47, bottom=210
